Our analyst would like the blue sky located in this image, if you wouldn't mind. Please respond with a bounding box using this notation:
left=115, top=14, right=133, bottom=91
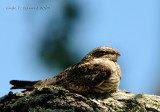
left=0, top=0, right=160, bottom=97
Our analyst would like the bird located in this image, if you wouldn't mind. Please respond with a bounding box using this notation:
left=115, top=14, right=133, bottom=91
left=10, top=46, right=122, bottom=93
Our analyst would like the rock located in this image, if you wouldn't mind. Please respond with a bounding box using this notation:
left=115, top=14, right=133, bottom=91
left=0, top=86, right=160, bottom=112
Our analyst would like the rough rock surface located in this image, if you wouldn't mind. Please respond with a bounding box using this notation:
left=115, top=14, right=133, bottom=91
left=0, top=86, right=160, bottom=112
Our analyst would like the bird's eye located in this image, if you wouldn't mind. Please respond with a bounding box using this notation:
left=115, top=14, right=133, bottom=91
left=99, top=51, right=106, bottom=54
left=92, top=50, right=106, bottom=57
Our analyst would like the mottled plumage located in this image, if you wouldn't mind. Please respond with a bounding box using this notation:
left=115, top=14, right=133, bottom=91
left=10, top=46, right=122, bottom=93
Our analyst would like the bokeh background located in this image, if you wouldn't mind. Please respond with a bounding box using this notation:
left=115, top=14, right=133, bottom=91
left=0, top=0, right=160, bottom=97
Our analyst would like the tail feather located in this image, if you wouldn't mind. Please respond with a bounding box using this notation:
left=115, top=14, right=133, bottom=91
left=10, top=80, right=39, bottom=90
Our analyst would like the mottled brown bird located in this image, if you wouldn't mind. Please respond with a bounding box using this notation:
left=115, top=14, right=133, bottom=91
left=10, top=46, right=122, bottom=93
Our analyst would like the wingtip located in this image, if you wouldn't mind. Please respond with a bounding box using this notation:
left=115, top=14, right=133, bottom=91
left=9, top=80, right=39, bottom=90
left=10, top=80, right=18, bottom=85
left=10, top=85, right=15, bottom=90
left=10, top=80, right=14, bottom=85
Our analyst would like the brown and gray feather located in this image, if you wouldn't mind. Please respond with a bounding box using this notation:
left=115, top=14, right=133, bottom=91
left=10, top=46, right=122, bottom=93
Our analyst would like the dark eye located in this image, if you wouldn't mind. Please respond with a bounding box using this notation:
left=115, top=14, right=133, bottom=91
left=92, top=50, right=106, bottom=57
left=99, top=51, right=106, bottom=54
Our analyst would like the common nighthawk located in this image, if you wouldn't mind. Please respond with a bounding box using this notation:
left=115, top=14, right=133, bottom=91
left=10, top=46, right=121, bottom=93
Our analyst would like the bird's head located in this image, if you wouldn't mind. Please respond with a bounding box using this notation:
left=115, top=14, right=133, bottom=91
left=82, top=46, right=120, bottom=62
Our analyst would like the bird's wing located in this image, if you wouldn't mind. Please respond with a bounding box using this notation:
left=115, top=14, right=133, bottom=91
left=56, top=59, right=113, bottom=90
left=10, top=80, right=40, bottom=90
left=10, top=59, right=114, bottom=91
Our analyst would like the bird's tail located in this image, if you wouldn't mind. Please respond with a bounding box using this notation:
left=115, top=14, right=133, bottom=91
left=10, top=80, right=40, bottom=90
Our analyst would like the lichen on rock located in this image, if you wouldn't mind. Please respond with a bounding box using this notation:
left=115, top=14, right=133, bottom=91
left=0, top=86, right=160, bottom=112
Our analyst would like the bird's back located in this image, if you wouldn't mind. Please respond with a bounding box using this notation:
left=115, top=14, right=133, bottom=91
left=48, top=58, right=122, bottom=93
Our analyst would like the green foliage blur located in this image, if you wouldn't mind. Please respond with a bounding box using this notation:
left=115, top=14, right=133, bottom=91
left=39, top=1, right=80, bottom=70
